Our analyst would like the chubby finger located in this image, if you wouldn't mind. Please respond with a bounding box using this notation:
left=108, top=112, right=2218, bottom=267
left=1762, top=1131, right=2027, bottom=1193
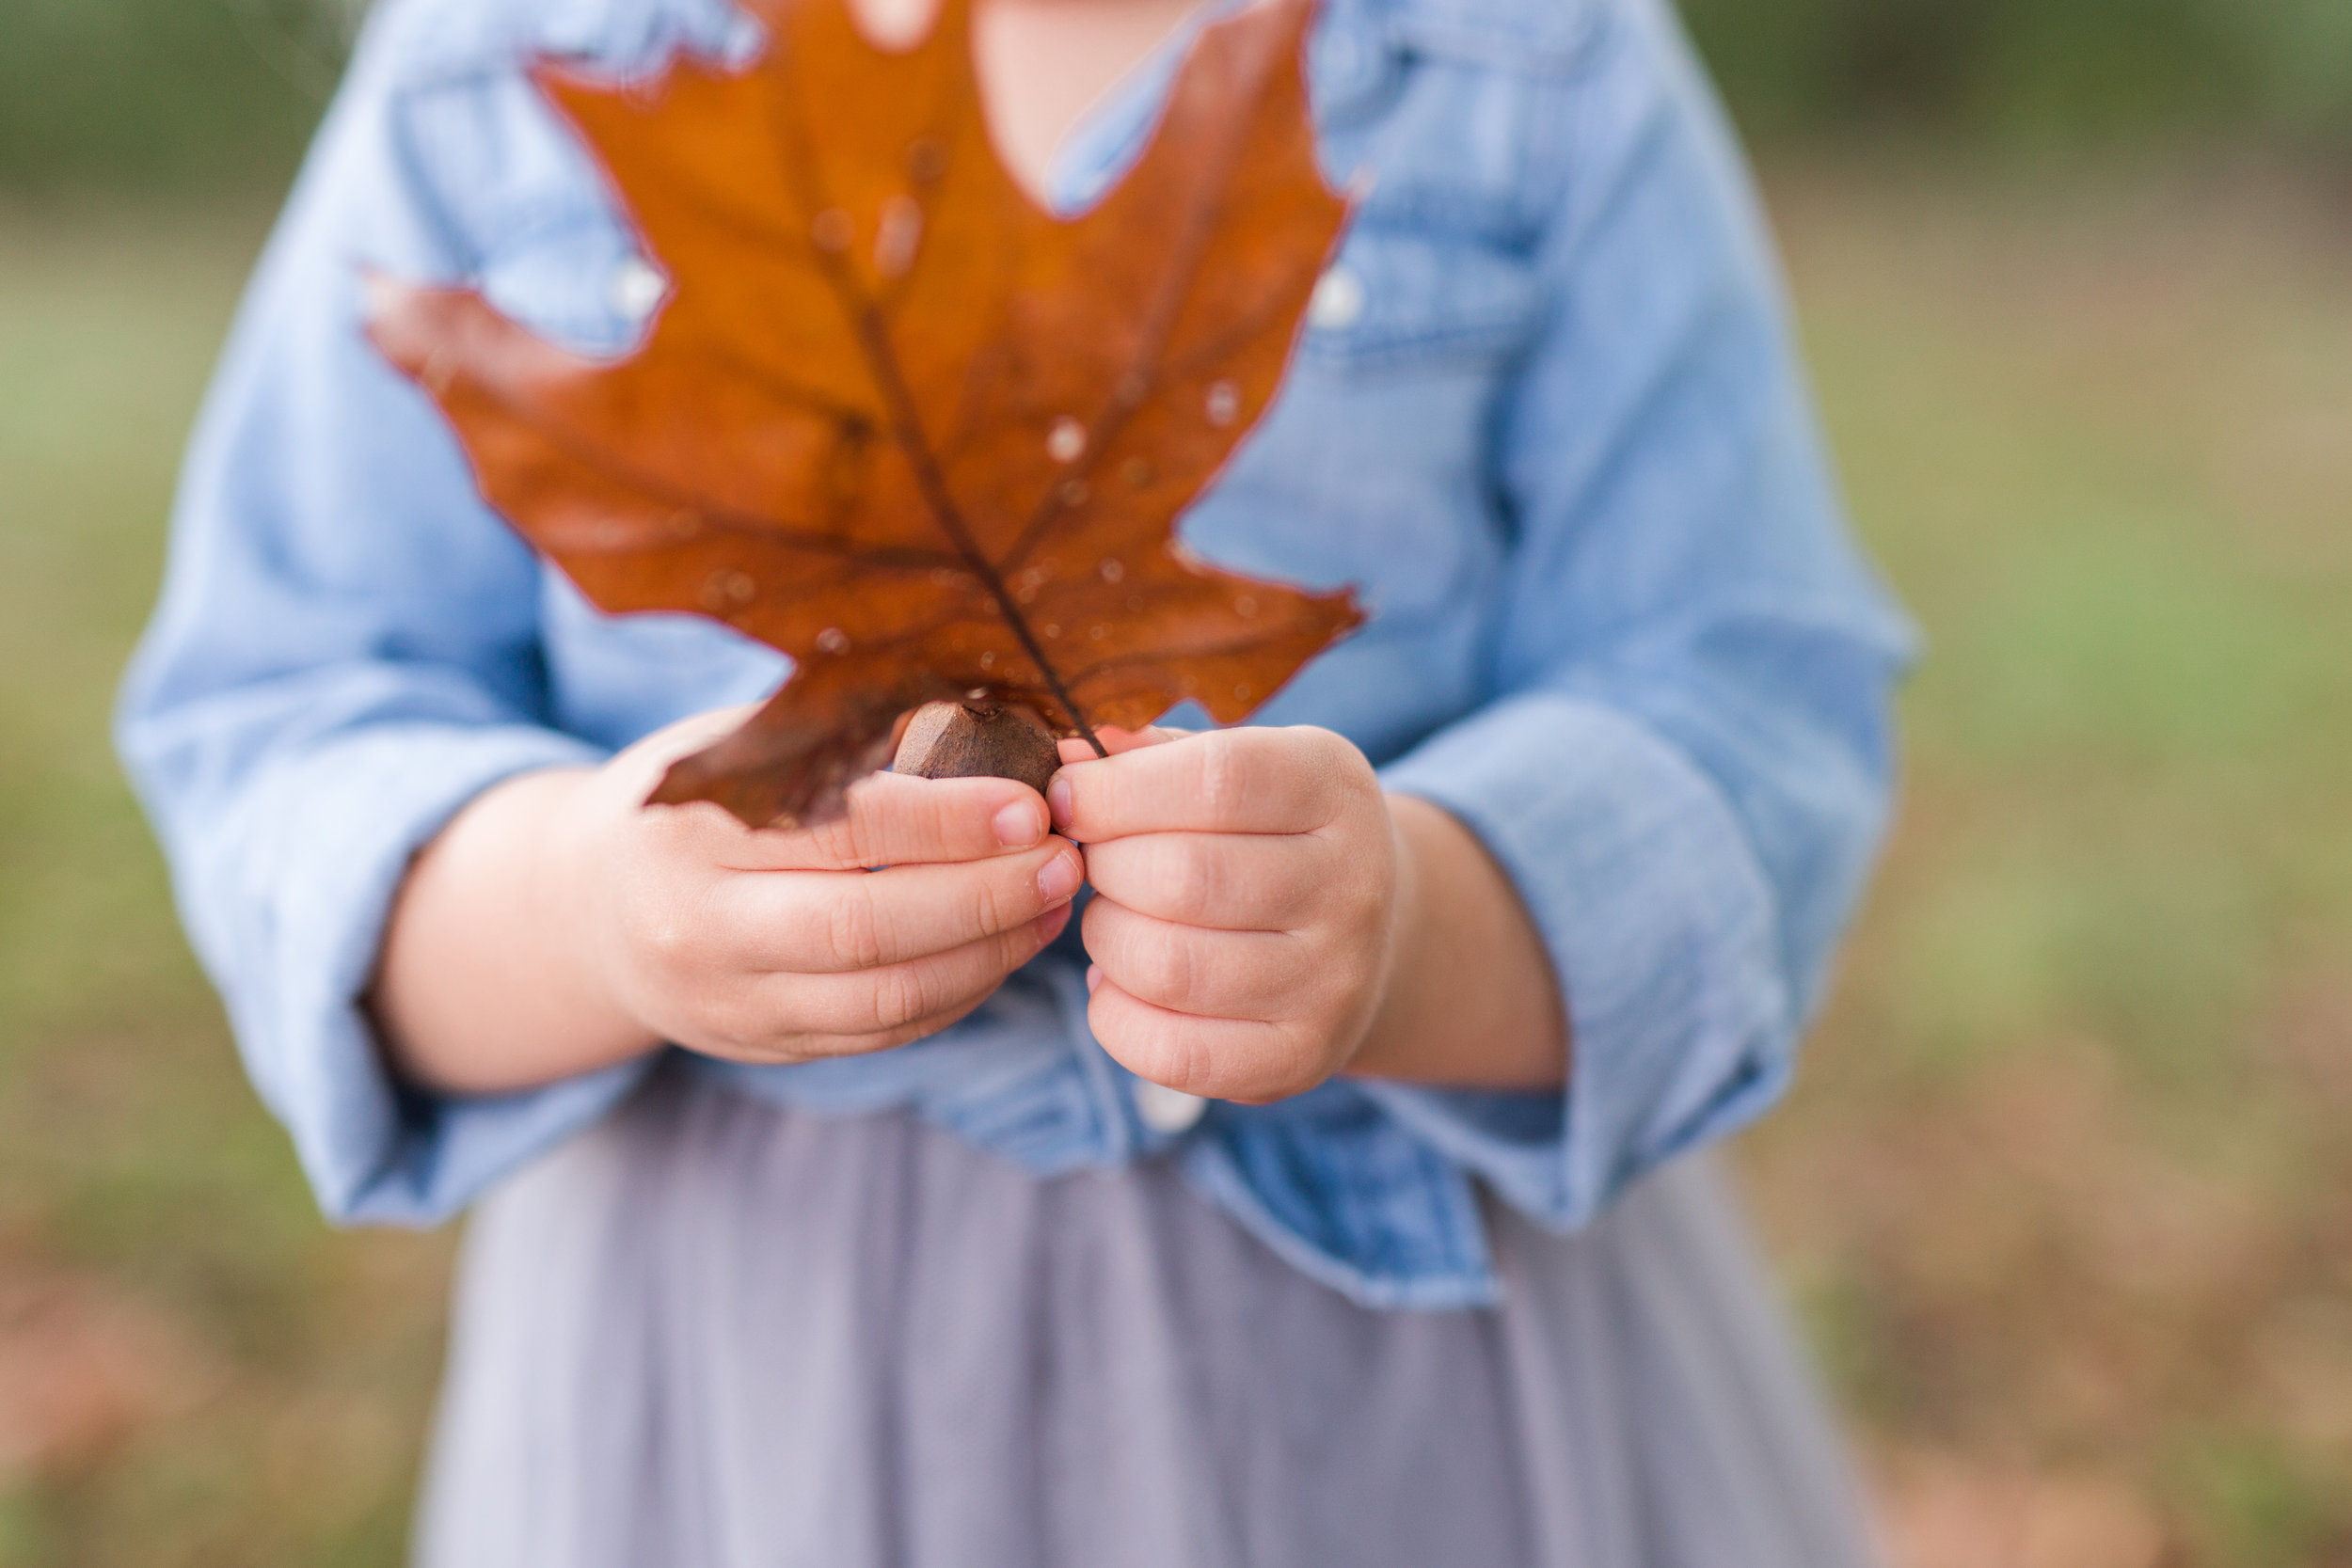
left=755, top=990, right=999, bottom=1064
left=612, top=706, right=1053, bottom=867
left=751, top=902, right=1072, bottom=1037
left=712, top=836, right=1083, bottom=973
left=612, top=705, right=1053, bottom=870
left=713, top=906, right=1070, bottom=1063
left=1082, top=897, right=1308, bottom=1021
left=721, top=770, right=1053, bottom=872
left=1085, top=976, right=1321, bottom=1103
left=1049, top=727, right=1352, bottom=842
left=1055, top=724, right=1180, bottom=768
left=1080, top=831, right=1325, bottom=930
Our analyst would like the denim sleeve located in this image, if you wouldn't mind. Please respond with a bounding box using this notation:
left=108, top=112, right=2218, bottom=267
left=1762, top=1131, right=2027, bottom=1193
left=1360, top=0, right=1915, bottom=1230
left=114, top=13, right=660, bottom=1226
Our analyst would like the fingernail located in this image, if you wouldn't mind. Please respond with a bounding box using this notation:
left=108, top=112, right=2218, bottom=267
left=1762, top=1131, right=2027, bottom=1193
left=1038, top=848, right=1082, bottom=905
left=994, top=799, right=1044, bottom=847
left=1086, top=963, right=1103, bottom=995
left=1047, top=776, right=1073, bottom=829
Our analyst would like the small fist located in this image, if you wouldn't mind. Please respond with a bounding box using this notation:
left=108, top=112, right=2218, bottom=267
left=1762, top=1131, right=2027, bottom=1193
left=1050, top=724, right=1402, bottom=1103
left=559, top=708, right=1084, bottom=1066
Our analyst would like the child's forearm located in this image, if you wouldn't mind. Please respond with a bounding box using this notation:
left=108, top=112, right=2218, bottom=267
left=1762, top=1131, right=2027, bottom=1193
left=373, top=768, right=663, bottom=1095
left=1346, top=796, right=1572, bottom=1091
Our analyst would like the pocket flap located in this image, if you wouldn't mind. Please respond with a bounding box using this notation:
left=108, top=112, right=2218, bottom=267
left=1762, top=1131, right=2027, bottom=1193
left=1300, top=230, right=1545, bottom=371
left=1380, top=0, right=1597, bottom=73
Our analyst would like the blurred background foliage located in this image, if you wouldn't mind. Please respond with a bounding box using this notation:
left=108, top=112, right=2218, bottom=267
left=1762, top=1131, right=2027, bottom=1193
left=1680, top=0, right=2352, bottom=145
left=7, top=0, right=2352, bottom=193
left=2, top=0, right=2348, bottom=1565
left=0, top=0, right=356, bottom=194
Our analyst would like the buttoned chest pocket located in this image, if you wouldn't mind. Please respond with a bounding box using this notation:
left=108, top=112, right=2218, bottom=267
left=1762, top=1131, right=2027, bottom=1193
left=1297, top=8, right=1580, bottom=367
left=1208, top=224, right=1544, bottom=627
left=1297, top=229, right=1544, bottom=374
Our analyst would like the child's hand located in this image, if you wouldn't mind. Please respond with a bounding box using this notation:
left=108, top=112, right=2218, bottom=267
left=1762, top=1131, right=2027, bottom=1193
left=381, top=705, right=1564, bottom=1101
left=508, top=708, right=1084, bottom=1071
left=1049, top=725, right=1403, bottom=1103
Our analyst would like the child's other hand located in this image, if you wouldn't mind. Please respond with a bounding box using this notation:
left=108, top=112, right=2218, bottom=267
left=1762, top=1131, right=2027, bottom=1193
left=550, top=708, right=1083, bottom=1066
left=1049, top=725, right=1403, bottom=1104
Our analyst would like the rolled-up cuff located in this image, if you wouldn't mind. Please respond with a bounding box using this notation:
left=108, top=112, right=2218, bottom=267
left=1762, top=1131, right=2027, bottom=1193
left=215, top=720, right=651, bottom=1225
left=1368, top=690, right=1793, bottom=1231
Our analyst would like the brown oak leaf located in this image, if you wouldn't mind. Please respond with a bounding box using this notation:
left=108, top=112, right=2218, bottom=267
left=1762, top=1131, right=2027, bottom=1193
left=368, top=0, right=1362, bottom=826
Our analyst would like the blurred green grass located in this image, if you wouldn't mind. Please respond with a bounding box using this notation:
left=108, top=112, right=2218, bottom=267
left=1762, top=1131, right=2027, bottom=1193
left=1746, top=157, right=2352, bottom=1565
left=0, top=208, right=450, bottom=1567
left=0, top=158, right=2348, bottom=1564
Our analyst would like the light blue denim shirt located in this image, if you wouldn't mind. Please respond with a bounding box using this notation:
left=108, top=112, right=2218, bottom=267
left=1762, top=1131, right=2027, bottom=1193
left=119, top=0, right=1913, bottom=1309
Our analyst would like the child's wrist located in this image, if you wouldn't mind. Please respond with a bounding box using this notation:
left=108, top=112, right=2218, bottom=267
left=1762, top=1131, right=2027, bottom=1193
left=1341, top=793, right=1430, bottom=1077
left=519, top=766, right=665, bottom=1061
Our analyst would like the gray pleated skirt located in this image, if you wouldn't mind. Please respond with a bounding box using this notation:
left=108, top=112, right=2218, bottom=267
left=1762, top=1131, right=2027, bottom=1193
left=415, top=1069, right=1882, bottom=1568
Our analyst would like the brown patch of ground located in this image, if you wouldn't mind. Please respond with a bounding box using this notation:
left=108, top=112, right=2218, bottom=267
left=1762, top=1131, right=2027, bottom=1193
left=0, top=1246, right=221, bottom=1483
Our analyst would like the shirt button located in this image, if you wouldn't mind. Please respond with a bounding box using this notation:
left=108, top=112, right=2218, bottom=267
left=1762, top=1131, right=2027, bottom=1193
left=1134, top=1081, right=1208, bottom=1135
left=1307, top=264, right=1365, bottom=331
left=608, top=256, right=667, bottom=322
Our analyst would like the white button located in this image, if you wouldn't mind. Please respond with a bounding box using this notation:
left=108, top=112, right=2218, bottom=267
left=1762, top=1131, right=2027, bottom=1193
left=608, top=256, right=667, bottom=322
left=1135, top=1082, right=1208, bottom=1135
left=1307, top=264, right=1365, bottom=330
